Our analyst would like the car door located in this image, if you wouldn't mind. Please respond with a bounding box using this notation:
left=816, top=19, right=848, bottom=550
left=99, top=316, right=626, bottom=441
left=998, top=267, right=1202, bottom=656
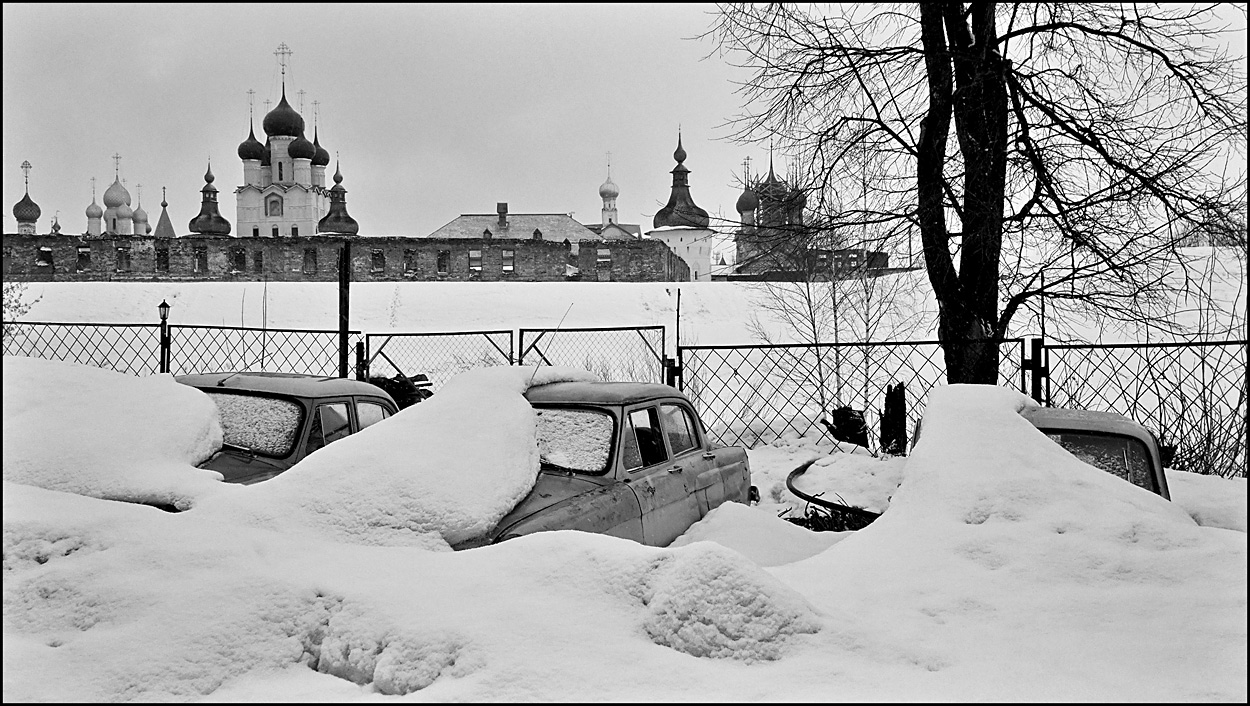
left=657, top=401, right=727, bottom=516
left=621, top=404, right=701, bottom=546
left=302, top=399, right=353, bottom=458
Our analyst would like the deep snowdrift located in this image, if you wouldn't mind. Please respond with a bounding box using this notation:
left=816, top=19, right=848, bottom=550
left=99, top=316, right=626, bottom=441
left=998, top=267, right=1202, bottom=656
left=192, top=365, right=600, bottom=548
left=2, top=356, right=225, bottom=509
left=3, top=362, right=1245, bottom=701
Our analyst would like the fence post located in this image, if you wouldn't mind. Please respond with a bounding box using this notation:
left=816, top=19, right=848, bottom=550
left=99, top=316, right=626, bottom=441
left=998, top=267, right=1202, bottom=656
left=1022, top=337, right=1049, bottom=405
left=338, top=239, right=351, bottom=378
left=158, top=299, right=171, bottom=374
left=355, top=341, right=366, bottom=381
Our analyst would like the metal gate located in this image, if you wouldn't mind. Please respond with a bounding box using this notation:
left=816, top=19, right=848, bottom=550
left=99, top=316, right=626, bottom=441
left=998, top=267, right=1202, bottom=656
left=365, top=330, right=513, bottom=390
left=518, top=326, right=666, bottom=383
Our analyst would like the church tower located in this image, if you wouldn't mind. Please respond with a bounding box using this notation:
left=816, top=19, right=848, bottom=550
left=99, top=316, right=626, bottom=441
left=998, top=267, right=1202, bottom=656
left=12, top=161, right=41, bottom=235
left=599, top=156, right=619, bottom=227
left=236, top=43, right=331, bottom=238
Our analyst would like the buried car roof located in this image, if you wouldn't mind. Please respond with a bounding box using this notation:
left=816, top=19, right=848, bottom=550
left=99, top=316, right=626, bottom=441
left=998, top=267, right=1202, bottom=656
left=176, top=371, right=392, bottom=399
left=524, top=380, right=684, bottom=406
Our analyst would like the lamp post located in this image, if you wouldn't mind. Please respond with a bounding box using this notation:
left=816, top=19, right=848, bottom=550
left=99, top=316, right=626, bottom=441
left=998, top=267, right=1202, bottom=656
left=158, top=299, right=171, bottom=374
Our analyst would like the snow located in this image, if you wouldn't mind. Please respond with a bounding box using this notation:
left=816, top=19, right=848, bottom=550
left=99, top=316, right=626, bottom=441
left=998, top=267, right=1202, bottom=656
left=4, top=355, right=1246, bottom=701
left=192, top=365, right=601, bottom=548
left=2, top=356, right=225, bottom=510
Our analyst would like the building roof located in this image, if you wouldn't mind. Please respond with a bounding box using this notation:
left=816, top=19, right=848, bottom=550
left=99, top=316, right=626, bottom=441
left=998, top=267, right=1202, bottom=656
left=584, top=222, right=642, bottom=239
left=428, top=213, right=597, bottom=242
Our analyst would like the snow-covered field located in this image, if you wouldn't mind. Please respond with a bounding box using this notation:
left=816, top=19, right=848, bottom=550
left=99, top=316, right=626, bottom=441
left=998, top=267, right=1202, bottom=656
left=3, top=356, right=1246, bottom=701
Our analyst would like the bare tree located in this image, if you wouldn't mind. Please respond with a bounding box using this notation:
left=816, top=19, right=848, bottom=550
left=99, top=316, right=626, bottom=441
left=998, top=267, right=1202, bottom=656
left=707, top=3, right=1247, bottom=383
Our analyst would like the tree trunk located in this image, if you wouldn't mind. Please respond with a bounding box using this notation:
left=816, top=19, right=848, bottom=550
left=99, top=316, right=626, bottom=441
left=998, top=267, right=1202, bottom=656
left=920, top=2, right=1009, bottom=384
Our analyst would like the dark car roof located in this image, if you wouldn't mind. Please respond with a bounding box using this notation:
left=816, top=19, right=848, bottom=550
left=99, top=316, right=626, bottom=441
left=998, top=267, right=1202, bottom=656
left=176, top=371, right=395, bottom=401
left=524, top=380, right=686, bottom=406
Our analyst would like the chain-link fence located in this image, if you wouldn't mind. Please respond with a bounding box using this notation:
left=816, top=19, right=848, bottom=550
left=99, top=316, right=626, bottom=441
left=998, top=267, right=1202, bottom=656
left=170, top=325, right=363, bottom=377
left=1045, top=340, right=1248, bottom=478
left=519, top=326, right=666, bottom=383
left=3, top=320, right=359, bottom=378
left=365, top=331, right=514, bottom=390
left=680, top=339, right=1025, bottom=450
left=2, top=321, right=162, bottom=375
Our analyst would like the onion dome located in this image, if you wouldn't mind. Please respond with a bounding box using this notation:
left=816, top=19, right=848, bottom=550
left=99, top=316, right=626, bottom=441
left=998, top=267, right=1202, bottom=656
left=51, top=216, right=61, bottom=234
left=262, top=88, right=305, bottom=138
left=237, top=123, right=265, bottom=161
left=735, top=186, right=759, bottom=214
left=312, top=127, right=330, bottom=167
left=132, top=203, right=149, bottom=226
left=317, top=163, right=359, bottom=235
left=288, top=131, right=315, bottom=160
left=599, top=174, right=619, bottom=200
left=188, top=162, right=231, bottom=235
left=86, top=196, right=103, bottom=219
left=13, top=191, right=41, bottom=223
left=102, top=177, right=130, bottom=208
left=673, top=138, right=687, bottom=165
left=117, top=202, right=133, bottom=219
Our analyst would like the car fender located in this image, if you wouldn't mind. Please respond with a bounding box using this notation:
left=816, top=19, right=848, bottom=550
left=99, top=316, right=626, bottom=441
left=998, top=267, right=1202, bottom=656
left=496, top=482, right=644, bottom=543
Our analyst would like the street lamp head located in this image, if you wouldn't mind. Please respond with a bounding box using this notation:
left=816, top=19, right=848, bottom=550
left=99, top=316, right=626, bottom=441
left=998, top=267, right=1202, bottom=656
left=158, top=300, right=170, bottom=322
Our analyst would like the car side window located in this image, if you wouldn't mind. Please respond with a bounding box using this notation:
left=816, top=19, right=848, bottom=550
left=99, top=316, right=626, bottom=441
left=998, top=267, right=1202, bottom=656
left=626, top=407, right=668, bottom=469
left=305, top=402, right=351, bottom=456
left=358, top=401, right=390, bottom=430
left=659, top=403, right=698, bottom=456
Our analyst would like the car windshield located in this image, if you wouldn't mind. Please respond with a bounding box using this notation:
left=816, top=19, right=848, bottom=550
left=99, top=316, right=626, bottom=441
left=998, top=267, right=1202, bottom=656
left=203, top=391, right=303, bottom=458
left=1044, top=431, right=1156, bottom=493
left=534, top=407, right=614, bottom=474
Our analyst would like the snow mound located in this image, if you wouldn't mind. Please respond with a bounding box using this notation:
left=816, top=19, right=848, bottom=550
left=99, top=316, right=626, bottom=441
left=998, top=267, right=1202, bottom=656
left=2, top=356, right=225, bottom=509
left=671, top=501, right=848, bottom=566
left=640, top=542, right=821, bottom=661
left=1167, top=469, right=1247, bottom=532
left=303, top=595, right=473, bottom=695
left=195, top=365, right=599, bottom=547
left=793, top=452, right=907, bottom=514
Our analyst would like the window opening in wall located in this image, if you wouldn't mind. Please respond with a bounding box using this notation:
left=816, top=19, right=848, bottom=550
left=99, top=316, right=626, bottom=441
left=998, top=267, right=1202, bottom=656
left=403, top=249, right=416, bottom=276
left=194, top=246, right=208, bottom=273
left=437, top=250, right=450, bottom=275
left=501, top=248, right=515, bottom=273
left=156, top=248, right=169, bottom=273
left=272, top=226, right=279, bottom=237
left=253, top=226, right=260, bottom=237
left=77, top=246, right=92, bottom=273
left=230, top=247, right=247, bottom=273
left=303, top=248, right=318, bottom=275
left=253, top=250, right=264, bottom=273
left=532, top=228, right=543, bottom=240
left=469, top=249, right=482, bottom=273
left=371, top=249, right=385, bottom=274
left=35, top=247, right=54, bottom=268
left=278, top=163, right=284, bottom=182
left=597, top=248, right=611, bottom=268
left=291, top=225, right=298, bottom=237
left=115, top=246, right=131, bottom=272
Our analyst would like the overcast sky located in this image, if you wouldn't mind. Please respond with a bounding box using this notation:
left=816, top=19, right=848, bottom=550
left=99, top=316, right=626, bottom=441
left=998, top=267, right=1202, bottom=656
left=3, top=4, right=761, bottom=253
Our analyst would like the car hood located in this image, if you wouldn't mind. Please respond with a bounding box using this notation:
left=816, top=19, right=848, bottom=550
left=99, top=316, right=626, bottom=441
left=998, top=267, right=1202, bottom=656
left=197, top=447, right=289, bottom=485
left=452, top=470, right=607, bottom=549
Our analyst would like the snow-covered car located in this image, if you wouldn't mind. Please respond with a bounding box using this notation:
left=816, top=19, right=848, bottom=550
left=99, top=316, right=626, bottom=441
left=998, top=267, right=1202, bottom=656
left=176, top=371, right=399, bottom=485
left=453, top=381, right=755, bottom=549
left=1020, top=405, right=1171, bottom=500
left=912, top=401, right=1171, bottom=499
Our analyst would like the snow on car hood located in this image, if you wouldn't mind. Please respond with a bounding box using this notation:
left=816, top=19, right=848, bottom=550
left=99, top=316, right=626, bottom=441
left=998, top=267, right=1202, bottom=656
left=2, top=356, right=226, bottom=509
left=194, top=365, right=600, bottom=548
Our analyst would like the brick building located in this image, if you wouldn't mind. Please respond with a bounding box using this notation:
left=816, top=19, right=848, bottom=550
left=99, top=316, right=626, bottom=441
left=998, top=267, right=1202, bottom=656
left=1, top=232, right=689, bottom=283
